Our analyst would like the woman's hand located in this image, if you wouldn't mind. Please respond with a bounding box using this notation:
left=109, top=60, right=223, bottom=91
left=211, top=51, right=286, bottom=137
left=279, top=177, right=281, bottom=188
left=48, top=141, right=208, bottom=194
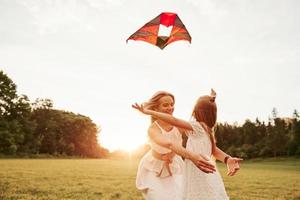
left=132, top=103, right=149, bottom=115
left=191, top=154, right=216, bottom=174
left=226, top=157, right=243, bottom=176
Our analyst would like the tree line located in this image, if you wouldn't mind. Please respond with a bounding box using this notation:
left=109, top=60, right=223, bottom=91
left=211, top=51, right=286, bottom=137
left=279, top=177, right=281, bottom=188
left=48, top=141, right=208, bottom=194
left=0, top=70, right=108, bottom=157
left=1, top=70, right=299, bottom=158
left=214, top=109, right=300, bottom=158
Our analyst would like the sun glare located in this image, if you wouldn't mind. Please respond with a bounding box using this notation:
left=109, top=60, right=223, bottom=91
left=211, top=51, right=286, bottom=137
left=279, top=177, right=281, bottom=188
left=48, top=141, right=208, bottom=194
left=99, top=133, right=147, bottom=153
left=117, top=143, right=141, bottom=152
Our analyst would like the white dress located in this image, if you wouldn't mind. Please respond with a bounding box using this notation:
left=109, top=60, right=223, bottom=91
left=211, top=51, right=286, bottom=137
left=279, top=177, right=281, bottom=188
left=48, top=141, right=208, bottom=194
left=183, top=120, right=229, bottom=200
left=136, top=121, right=185, bottom=200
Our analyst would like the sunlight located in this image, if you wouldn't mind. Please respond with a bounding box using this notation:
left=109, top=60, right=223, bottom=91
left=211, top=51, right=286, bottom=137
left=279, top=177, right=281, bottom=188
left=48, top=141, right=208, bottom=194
left=98, top=133, right=147, bottom=152
left=116, top=143, right=140, bottom=152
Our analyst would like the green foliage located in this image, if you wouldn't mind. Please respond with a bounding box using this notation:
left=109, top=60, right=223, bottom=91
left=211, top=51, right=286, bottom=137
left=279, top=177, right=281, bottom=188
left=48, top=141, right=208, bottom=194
left=32, top=98, right=53, bottom=110
left=30, top=106, right=107, bottom=157
left=295, top=146, right=300, bottom=156
left=216, top=111, right=300, bottom=158
left=0, top=70, right=107, bottom=158
left=0, top=71, right=17, bottom=117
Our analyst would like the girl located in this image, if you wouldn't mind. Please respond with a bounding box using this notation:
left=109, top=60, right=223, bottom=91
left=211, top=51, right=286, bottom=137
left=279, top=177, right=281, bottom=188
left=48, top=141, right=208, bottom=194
left=134, top=91, right=216, bottom=200
left=133, top=89, right=242, bottom=200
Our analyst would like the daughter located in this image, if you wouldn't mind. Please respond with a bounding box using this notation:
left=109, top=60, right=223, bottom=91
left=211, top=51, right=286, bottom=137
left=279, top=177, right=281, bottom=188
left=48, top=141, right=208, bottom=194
left=133, top=89, right=242, bottom=200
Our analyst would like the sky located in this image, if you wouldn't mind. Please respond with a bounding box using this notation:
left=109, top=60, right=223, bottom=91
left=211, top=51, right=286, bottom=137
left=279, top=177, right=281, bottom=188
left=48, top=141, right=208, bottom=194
left=1, top=0, right=299, bottom=151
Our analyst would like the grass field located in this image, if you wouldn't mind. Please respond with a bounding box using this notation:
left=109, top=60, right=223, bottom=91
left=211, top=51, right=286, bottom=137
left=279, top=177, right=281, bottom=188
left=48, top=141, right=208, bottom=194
left=0, top=158, right=299, bottom=200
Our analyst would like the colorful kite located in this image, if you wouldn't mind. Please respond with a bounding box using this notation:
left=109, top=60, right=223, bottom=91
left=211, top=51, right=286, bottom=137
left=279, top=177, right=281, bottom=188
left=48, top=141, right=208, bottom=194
left=127, top=12, right=192, bottom=49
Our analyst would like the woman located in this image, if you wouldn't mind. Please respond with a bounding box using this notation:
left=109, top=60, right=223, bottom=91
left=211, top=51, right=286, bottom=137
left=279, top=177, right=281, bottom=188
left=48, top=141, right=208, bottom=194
left=134, top=91, right=216, bottom=200
left=133, top=89, right=242, bottom=200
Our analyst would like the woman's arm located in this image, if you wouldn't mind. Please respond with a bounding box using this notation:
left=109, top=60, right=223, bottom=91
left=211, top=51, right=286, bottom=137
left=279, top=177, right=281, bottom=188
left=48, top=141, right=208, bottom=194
left=148, top=125, right=216, bottom=173
left=213, top=147, right=243, bottom=176
left=132, top=103, right=193, bottom=131
left=178, top=127, right=188, bottom=137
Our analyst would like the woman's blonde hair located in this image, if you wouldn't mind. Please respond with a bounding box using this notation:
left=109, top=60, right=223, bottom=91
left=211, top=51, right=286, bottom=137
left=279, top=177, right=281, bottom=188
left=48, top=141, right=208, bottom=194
left=192, top=92, right=217, bottom=153
left=143, top=91, right=175, bottom=123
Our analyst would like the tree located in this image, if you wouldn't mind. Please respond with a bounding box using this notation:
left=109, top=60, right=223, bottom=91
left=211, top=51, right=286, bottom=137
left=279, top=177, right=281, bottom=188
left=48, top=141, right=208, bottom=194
left=0, top=70, right=17, bottom=118
left=242, top=120, right=258, bottom=145
left=0, top=71, right=35, bottom=155
left=293, top=109, right=299, bottom=120
left=32, top=98, right=53, bottom=110
left=288, top=114, right=300, bottom=156
left=272, top=107, right=278, bottom=119
left=267, top=118, right=289, bottom=157
left=31, top=108, right=106, bottom=157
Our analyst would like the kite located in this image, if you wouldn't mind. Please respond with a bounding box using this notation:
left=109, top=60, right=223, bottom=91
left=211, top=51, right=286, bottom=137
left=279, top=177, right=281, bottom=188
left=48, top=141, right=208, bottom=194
left=126, top=12, right=192, bottom=49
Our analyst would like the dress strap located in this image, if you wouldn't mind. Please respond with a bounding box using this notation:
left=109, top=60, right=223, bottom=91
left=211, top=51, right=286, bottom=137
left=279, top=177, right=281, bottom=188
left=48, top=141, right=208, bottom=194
left=151, top=150, right=174, bottom=177
left=154, top=121, right=165, bottom=133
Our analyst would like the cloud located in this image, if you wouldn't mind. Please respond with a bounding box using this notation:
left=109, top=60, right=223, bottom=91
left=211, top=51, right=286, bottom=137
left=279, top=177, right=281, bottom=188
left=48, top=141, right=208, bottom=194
left=86, top=0, right=125, bottom=8
left=186, top=0, right=229, bottom=17
left=20, top=0, right=96, bottom=35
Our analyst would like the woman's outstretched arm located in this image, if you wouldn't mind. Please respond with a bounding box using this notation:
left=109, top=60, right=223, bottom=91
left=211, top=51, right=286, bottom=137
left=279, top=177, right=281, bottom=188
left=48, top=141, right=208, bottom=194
left=132, top=103, right=193, bottom=131
left=148, top=125, right=216, bottom=173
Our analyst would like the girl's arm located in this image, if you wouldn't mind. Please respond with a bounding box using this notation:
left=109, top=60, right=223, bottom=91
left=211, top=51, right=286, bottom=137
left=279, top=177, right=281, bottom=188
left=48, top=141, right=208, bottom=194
left=132, top=103, right=193, bottom=131
left=148, top=125, right=216, bottom=173
left=213, top=147, right=243, bottom=176
left=213, top=147, right=230, bottom=163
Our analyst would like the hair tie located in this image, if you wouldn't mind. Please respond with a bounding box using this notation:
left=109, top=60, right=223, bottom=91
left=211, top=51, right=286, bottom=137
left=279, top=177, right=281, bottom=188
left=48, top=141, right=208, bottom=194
left=210, top=89, right=217, bottom=102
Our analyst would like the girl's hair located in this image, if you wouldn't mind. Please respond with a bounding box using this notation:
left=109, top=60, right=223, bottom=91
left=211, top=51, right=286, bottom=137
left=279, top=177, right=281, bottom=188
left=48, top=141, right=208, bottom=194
left=143, top=91, right=175, bottom=123
left=192, top=95, right=217, bottom=153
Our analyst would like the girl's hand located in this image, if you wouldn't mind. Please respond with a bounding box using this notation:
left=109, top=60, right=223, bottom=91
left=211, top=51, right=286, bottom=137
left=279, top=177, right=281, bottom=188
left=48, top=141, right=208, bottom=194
left=226, top=157, right=243, bottom=176
left=132, top=103, right=148, bottom=114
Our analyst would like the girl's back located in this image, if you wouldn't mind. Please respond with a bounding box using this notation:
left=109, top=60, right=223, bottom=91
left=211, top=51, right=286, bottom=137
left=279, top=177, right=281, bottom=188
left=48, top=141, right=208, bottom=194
left=184, top=120, right=229, bottom=200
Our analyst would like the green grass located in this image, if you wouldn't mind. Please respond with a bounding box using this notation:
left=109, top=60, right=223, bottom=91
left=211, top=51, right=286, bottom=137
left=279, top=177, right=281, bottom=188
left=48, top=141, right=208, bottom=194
left=220, top=158, right=300, bottom=200
left=0, top=158, right=299, bottom=200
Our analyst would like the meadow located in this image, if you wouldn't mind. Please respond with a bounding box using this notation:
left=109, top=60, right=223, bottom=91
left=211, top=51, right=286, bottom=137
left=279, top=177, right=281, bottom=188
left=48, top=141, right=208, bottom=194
left=0, top=158, right=299, bottom=200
